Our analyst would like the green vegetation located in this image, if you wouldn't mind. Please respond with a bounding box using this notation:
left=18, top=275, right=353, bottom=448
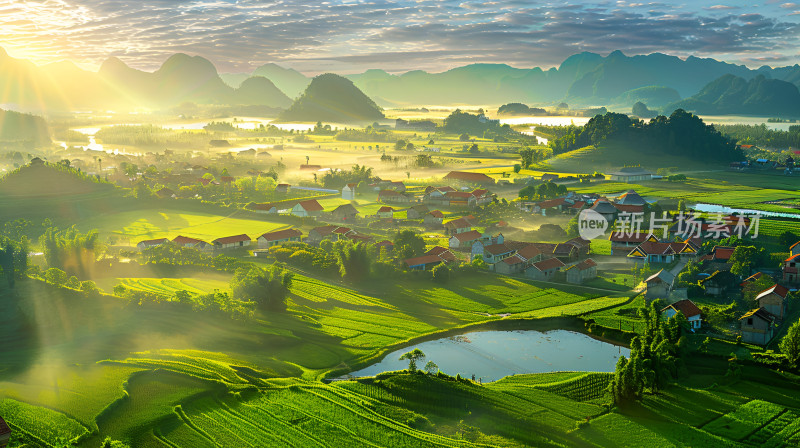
left=278, top=73, right=385, bottom=123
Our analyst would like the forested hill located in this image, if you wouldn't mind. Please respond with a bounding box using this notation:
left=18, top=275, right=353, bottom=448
left=662, top=74, right=800, bottom=117
left=549, top=109, right=741, bottom=162
left=0, top=109, right=50, bottom=146
left=277, top=73, right=385, bottom=123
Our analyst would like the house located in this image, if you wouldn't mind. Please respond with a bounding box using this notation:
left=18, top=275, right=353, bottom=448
left=275, top=183, right=290, bottom=193
left=251, top=203, right=278, bottom=214
left=516, top=244, right=544, bottom=264
left=661, top=299, right=702, bottom=329
left=563, top=237, right=589, bottom=257
left=407, top=204, right=430, bottom=219
left=424, top=210, right=444, bottom=227
left=449, top=230, right=482, bottom=249
left=423, top=186, right=457, bottom=204
left=483, top=243, right=515, bottom=264
left=742, top=272, right=765, bottom=287
left=387, top=181, right=406, bottom=192
left=615, top=189, right=648, bottom=206
left=645, top=269, right=675, bottom=300
left=526, top=257, right=565, bottom=281
left=628, top=241, right=696, bottom=264
left=444, top=171, right=495, bottom=185
left=700, top=270, right=737, bottom=296
left=331, top=203, right=359, bottom=221
left=136, top=238, right=169, bottom=251
left=172, top=235, right=211, bottom=251
left=0, top=416, right=9, bottom=448
left=783, top=253, right=800, bottom=283
left=377, top=206, right=395, bottom=219
left=739, top=308, right=776, bottom=345
left=608, top=166, right=653, bottom=183
left=342, top=183, right=357, bottom=200
left=700, top=245, right=736, bottom=271
left=536, top=197, right=567, bottom=215
left=375, top=240, right=394, bottom=253
left=444, top=217, right=472, bottom=235
left=496, top=254, right=528, bottom=275
left=791, top=241, right=800, bottom=257
left=404, top=246, right=456, bottom=270
left=553, top=243, right=578, bottom=262
left=610, top=232, right=655, bottom=256
left=156, top=187, right=176, bottom=199
left=444, top=191, right=478, bottom=207
left=755, top=284, right=789, bottom=320
left=565, top=258, right=598, bottom=284
left=212, top=234, right=251, bottom=250
left=590, top=198, right=618, bottom=222
left=471, top=189, right=494, bottom=206
left=292, top=199, right=324, bottom=217
left=257, top=228, right=302, bottom=248
left=378, top=189, right=411, bottom=204
left=307, top=225, right=352, bottom=245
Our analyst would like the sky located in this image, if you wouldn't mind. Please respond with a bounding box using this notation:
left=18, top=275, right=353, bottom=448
left=1, top=0, right=800, bottom=75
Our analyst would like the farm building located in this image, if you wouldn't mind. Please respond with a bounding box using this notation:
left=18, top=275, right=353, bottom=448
left=404, top=246, right=456, bottom=270
left=444, top=191, right=478, bottom=207
left=0, top=416, right=9, bottom=448
left=565, top=258, right=597, bottom=284
left=423, top=186, right=457, bottom=204
left=662, top=299, right=702, bottom=329
left=755, top=284, right=789, bottom=320
left=610, top=232, right=655, bottom=256
left=553, top=243, right=578, bottom=263
left=172, top=235, right=211, bottom=251
left=424, top=210, right=445, bottom=227
left=307, top=225, right=352, bottom=245
left=483, top=243, right=515, bottom=264
left=444, top=217, right=472, bottom=235
left=275, top=184, right=290, bottom=193
left=406, top=204, right=430, bottom=219
left=739, top=308, right=776, bottom=345
left=628, top=241, right=696, bottom=264
left=386, top=181, right=406, bottom=192
left=342, top=183, right=356, bottom=200
left=377, top=206, right=395, bottom=219
left=783, top=253, right=800, bottom=283
left=526, top=257, right=565, bottom=281
left=589, top=198, right=618, bottom=222
left=700, top=270, right=737, bottom=296
left=645, top=269, right=675, bottom=300
left=449, top=230, right=482, bottom=249
left=137, top=238, right=169, bottom=251
left=608, top=166, right=653, bottom=183
left=251, top=203, right=278, bottom=214
left=331, top=203, right=359, bottom=221
left=378, top=189, right=411, bottom=204
left=213, top=234, right=251, bottom=250
left=791, top=241, right=800, bottom=257
left=615, top=189, right=647, bottom=206
left=257, top=228, right=302, bottom=248
left=292, top=199, right=324, bottom=217
left=444, top=171, right=495, bottom=185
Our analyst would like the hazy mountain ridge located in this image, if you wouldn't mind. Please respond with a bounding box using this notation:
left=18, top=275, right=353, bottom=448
left=663, top=74, right=800, bottom=116
left=277, top=73, right=384, bottom=123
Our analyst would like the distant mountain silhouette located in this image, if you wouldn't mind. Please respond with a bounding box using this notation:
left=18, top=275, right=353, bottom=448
left=252, top=63, right=311, bottom=99
left=233, top=76, right=292, bottom=108
left=278, top=73, right=384, bottom=123
left=663, top=74, right=800, bottom=116
left=611, top=86, right=681, bottom=108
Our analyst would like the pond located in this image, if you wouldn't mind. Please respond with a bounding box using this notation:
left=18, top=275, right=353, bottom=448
left=344, top=330, right=630, bottom=382
left=693, top=203, right=800, bottom=219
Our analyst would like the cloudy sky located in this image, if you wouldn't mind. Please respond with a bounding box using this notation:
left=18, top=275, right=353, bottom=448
left=1, top=0, right=800, bottom=75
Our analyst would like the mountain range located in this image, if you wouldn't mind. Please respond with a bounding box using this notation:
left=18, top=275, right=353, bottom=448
left=5, top=47, right=800, bottom=115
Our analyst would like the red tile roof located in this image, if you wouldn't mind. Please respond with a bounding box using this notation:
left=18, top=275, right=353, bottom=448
left=298, top=199, right=324, bottom=211
left=376, top=240, right=394, bottom=246
left=502, top=255, right=525, bottom=265
left=333, top=226, right=353, bottom=234
left=452, top=230, right=482, bottom=243
left=173, top=235, right=206, bottom=245
left=568, top=258, right=597, bottom=271
left=378, top=206, right=394, bottom=213
left=444, top=217, right=472, bottom=229
left=404, top=254, right=445, bottom=267
left=712, top=246, right=735, bottom=261
left=428, top=210, right=444, bottom=218
left=260, top=228, right=302, bottom=241
left=311, top=225, right=339, bottom=236
left=756, top=284, right=790, bottom=301
left=516, top=244, right=542, bottom=260
left=614, top=204, right=644, bottom=213
left=537, top=198, right=566, bottom=209
left=213, top=234, right=251, bottom=245
left=484, top=243, right=513, bottom=256
left=553, top=243, right=577, bottom=255
left=426, top=246, right=457, bottom=262
left=661, top=299, right=702, bottom=318
left=138, top=238, right=169, bottom=246
left=531, top=257, right=565, bottom=271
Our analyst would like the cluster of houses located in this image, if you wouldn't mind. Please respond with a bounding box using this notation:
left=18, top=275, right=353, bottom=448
left=729, top=153, right=796, bottom=175
left=427, top=215, right=599, bottom=284
left=640, top=238, right=800, bottom=346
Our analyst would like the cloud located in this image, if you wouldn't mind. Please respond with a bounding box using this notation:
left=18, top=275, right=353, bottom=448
left=0, top=0, right=799, bottom=74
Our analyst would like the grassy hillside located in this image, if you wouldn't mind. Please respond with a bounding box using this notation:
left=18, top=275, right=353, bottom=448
left=540, top=142, right=723, bottom=173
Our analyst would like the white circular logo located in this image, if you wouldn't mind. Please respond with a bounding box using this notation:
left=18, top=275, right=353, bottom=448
left=578, top=209, right=609, bottom=240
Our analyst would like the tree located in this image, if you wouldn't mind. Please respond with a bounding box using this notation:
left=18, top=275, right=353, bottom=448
left=337, top=241, right=370, bottom=283
left=729, top=245, right=765, bottom=277
left=513, top=164, right=521, bottom=173
left=395, top=139, right=407, bottom=150
left=519, top=147, right=535, bottom=169
left=779, top=230, right=800, bottom=248
left=677, top=199, right=686, bottom=213
left=424, top=360, right=439, bottom=374
left=231, top=265, right=293, bottom=311
left=399, top=348, right=425, bottom=371
left=780, top=320, right=800, bottom=367
left=393, top=230, right=425, bottom=259
left=566, top=216, right=579, bottom=238
left=431, top=263, right=450, bottom=283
